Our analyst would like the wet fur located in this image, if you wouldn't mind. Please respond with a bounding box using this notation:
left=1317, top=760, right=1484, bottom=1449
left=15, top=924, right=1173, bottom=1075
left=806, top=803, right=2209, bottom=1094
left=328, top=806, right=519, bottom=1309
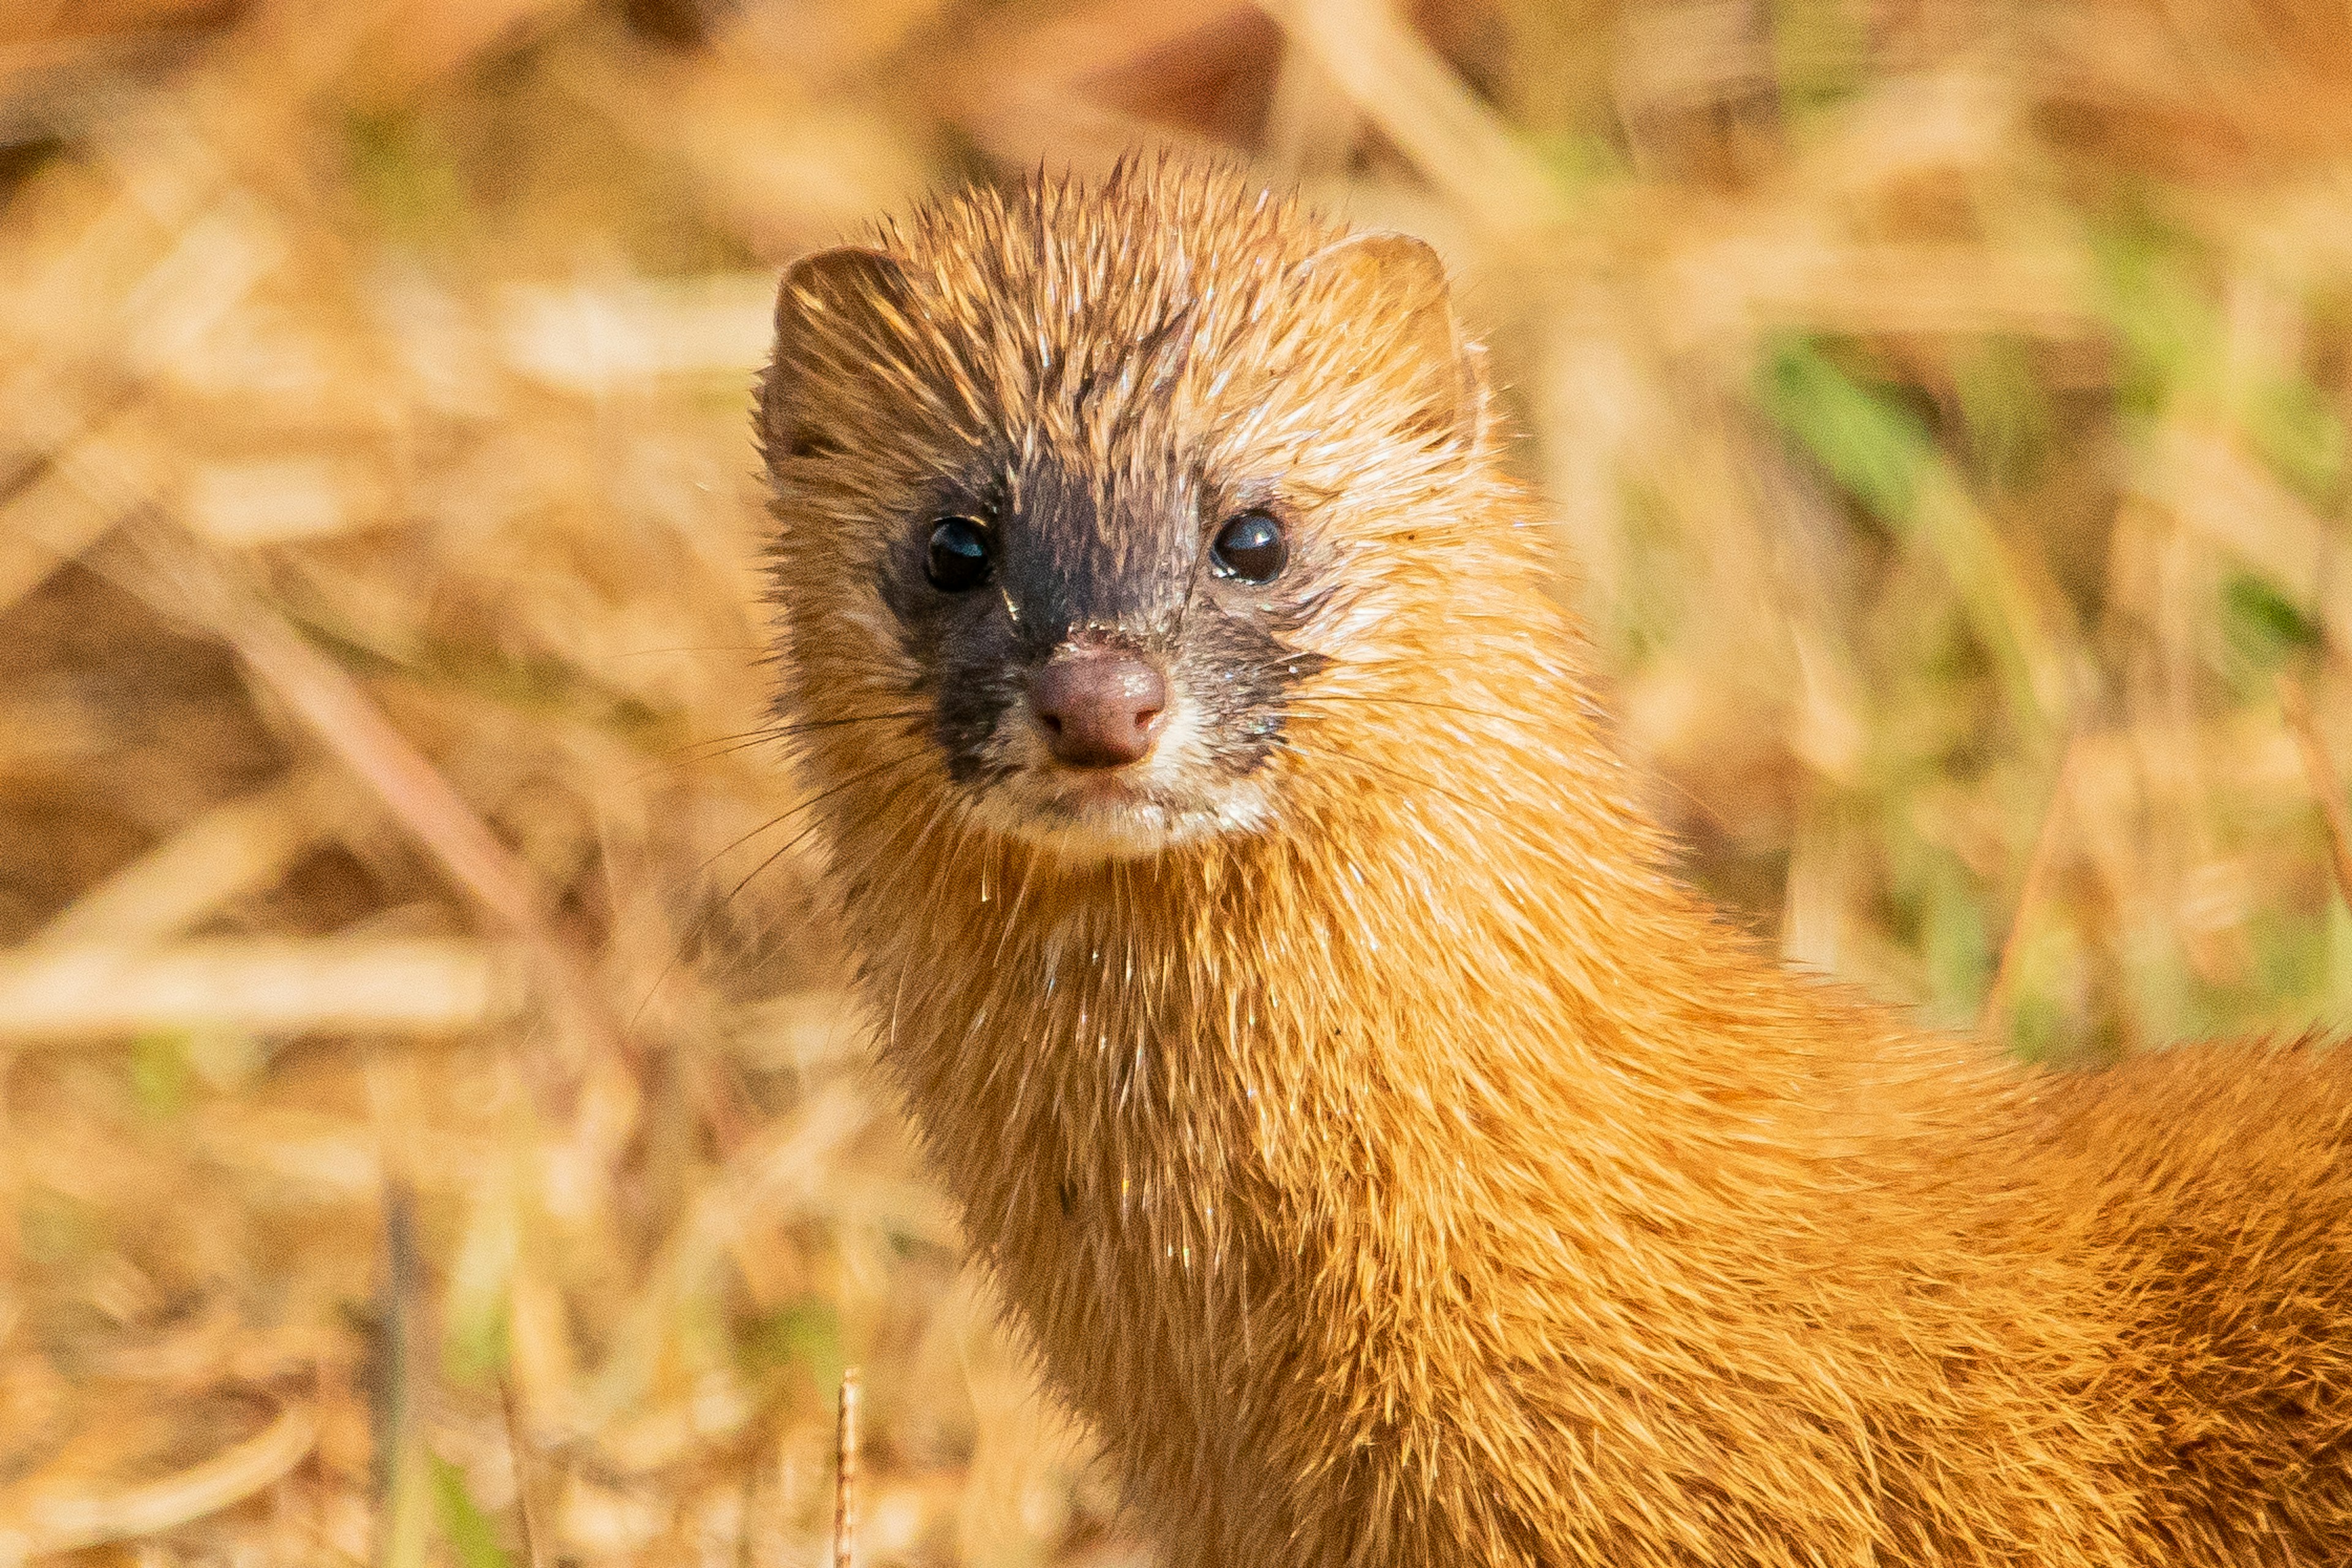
left=759, top=160, right=2352, bottom=1566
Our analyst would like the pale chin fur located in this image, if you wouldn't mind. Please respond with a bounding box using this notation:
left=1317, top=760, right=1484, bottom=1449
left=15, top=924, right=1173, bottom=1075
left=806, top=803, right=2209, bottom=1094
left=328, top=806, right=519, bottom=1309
left=957, top=682, right=1275, bottom=864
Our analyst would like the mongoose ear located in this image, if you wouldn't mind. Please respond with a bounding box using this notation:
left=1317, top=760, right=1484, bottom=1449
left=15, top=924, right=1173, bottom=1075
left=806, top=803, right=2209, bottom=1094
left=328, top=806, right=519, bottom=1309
left=763, top=246, right=914, bottom=464
left=1297, top=232, right=1480, bottom=446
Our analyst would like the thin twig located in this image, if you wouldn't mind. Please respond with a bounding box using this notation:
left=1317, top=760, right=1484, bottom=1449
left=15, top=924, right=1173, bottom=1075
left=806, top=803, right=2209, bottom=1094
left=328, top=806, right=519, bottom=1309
left=832, top=1367, right=861, bottom=1568
left=2280, top=673, right=2352, bottom=912
left=1982, top=731, right=2085, bottom=1033
left=376, top=1173, right=431, bottom=1568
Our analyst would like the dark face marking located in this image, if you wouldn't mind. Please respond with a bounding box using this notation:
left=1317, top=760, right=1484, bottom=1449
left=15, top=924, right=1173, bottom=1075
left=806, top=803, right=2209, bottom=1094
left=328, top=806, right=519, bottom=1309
left=875, top=446, right=1325, bottom=797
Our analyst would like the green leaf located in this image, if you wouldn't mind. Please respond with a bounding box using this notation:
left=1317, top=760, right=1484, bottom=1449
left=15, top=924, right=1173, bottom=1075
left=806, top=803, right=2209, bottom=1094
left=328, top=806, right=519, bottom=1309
left=1771, top=0, right=1864, bottom=113
left=444, top=1293, right=511, bottom=1390
left=2088, top=214, right=2214, bottom=421
left=1952, top=338, right=2054, bottom=491
left=742, top=1297, right=844, bottom=1387
left=344, top=110, right=469, bottom=245
left=440, top=1170, right=517, bottom=1391
left=1883, top=827, right=1995, bottom=1026
left=1920, top=863, right=1994, bottom=1020
left=1530, top=132, right=1630, bottom=202
left=2222, top=572, right=2320, bottom=668
left=2326, top=900, right=2352, bottom=1013
left=2003, top=979, right=2067, bottom=1062
left=2243, top=377, right=2346, bottom=508
left=1758, top=337, right=1933, bottom=530
left=2247, top=907, right=2330, bottom=1003
left=432, top=1455, right=518, bottom=1568
left=130, top=1031, right=190, bottom=1115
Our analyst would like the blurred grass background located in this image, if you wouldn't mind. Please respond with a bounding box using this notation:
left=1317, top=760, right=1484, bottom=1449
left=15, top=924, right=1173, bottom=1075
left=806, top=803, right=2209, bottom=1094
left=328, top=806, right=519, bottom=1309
left=2, top=0, right=2351, bottom=1562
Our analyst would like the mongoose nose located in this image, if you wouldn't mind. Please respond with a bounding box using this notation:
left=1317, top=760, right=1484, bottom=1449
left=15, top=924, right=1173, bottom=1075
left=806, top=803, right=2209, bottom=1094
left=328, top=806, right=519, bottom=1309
left=1030, top=650, right=1169, bottom=769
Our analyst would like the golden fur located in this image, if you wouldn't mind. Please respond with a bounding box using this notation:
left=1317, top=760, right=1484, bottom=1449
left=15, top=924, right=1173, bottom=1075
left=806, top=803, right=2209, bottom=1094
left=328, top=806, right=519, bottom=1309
left=758, top=159, right=2352, bottom=1566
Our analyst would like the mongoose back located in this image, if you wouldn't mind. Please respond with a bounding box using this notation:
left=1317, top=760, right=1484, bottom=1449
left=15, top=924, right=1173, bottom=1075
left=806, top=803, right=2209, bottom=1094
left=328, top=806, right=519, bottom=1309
left=756, top=159, right=2352, bottom=1566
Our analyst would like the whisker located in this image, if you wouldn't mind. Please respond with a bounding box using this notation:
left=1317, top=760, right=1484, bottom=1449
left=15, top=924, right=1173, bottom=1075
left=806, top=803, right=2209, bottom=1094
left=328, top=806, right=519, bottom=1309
left=625, top=710, right=931, bottom=786
left=878, top=783, right=963, bottom=907
left=769, top=709, right=935, bottom=743
left=630, top=733, right=790, bottom=780
left=720, top=749, right=935, bottom=905
left=601, top=644, right=773, bottom=659
left=1285, top=693, right=1529, bottom=730
left=718, top=759, right=944, bottom=995
left=684, top=709, right=930, bottom=754
left=701, top=710, right=933, bottom=771
left=689, top=710, right=932, bottom=758
left=625, top=747, right=934, bottom=1030
left=656, top=725, right=789, bottom=760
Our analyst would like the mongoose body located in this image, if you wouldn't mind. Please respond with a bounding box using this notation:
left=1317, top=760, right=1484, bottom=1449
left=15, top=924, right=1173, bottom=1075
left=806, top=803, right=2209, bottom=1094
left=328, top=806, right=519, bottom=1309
left=757, top=160, right=2352, bottom=1566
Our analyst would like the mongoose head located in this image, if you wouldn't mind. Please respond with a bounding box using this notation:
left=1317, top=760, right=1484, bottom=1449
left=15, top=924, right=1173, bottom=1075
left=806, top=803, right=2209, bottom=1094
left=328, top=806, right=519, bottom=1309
left=760, top=162, right=1511, bottom=866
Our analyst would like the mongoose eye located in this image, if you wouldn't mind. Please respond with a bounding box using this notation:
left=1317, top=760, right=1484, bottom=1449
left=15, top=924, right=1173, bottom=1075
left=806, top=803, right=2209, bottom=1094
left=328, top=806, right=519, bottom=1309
left=926, top=517, right=992, bottom=592
left=1210, top=511, right=1286, bottom=584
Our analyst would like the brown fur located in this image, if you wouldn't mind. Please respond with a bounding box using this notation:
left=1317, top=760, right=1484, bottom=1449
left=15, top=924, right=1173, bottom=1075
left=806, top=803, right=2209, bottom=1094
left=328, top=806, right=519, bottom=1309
left=757, top=159, right=2352, bottom=1566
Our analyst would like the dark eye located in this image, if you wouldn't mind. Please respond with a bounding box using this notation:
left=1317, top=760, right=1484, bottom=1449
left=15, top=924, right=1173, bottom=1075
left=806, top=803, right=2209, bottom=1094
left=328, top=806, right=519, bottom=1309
left=1210, top=510, right=1286, bottom=584
left=925, top=517, right=991, bottom=592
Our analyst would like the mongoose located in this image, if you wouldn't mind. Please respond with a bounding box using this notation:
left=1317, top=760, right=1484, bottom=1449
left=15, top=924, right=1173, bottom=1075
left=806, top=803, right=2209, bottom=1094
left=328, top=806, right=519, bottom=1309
left=755, top=158, right=2352, bottom=1566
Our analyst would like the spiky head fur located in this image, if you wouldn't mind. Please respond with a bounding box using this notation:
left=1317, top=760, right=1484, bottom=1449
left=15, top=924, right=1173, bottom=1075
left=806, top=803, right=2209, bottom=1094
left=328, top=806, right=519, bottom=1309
left=759, top=157, right=2352, bottom=1566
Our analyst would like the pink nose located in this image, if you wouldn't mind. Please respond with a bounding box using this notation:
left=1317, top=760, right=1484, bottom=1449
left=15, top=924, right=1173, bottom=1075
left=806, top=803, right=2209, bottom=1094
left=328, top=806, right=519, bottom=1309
left=1030, top=650, right=1169, bottom=769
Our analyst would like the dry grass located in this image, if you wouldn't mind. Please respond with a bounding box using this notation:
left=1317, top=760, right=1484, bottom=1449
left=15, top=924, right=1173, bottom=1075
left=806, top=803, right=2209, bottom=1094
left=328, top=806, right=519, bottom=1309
left=1, top=0, right=2349, bottom=1562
